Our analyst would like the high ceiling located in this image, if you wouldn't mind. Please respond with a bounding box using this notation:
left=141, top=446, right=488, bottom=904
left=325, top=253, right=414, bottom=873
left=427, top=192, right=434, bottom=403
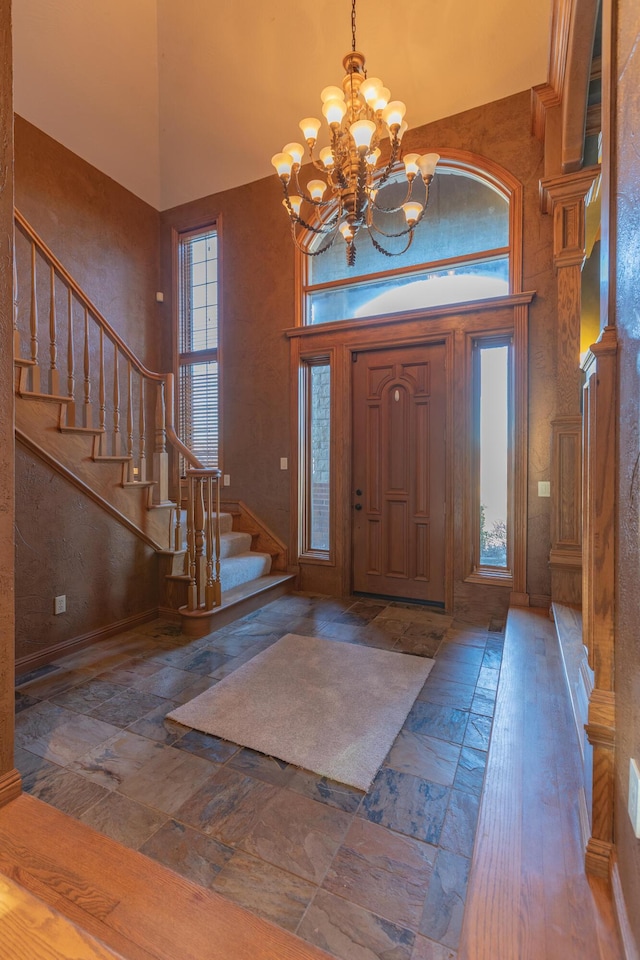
left=12, top=0, right=553, bottom=211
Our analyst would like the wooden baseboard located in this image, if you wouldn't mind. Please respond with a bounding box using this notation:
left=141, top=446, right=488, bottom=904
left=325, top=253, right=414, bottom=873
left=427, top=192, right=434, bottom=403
left=586, top=836, right=613, bottom=878
left=509, top=591, right=530, bottom=606
left=0, top=769, right=22, bottom=808
left=15, top=608, right=159, bottom=677
left=611, top=856, right=640, bottom=960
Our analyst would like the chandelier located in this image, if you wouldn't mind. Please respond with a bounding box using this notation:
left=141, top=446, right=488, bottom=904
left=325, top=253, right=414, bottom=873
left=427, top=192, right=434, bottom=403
left=271, top=0, right=439, bottom=266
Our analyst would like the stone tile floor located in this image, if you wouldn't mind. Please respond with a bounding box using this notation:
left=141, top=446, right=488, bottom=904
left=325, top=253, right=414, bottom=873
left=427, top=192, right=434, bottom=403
left=15, top=593, right=504, bottom=960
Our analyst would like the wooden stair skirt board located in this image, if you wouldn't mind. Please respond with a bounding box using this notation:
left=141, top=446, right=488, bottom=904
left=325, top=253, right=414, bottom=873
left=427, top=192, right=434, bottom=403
left=175, top=572, right=296, bottom=638
left=552, top=602, right=593, bottom=856
left=0, top=795, right=333, bottom=960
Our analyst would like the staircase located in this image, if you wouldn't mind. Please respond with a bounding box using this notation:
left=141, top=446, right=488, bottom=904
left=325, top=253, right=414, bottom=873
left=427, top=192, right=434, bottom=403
left=13, top=208, right=293, bottom=640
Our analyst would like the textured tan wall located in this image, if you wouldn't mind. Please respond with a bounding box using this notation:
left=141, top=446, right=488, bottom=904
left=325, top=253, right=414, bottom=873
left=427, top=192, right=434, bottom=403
left=14, top=116, right=162, bottom=369
left=13, top=117, right=164, bottom=662
left=159, top=178, right=296, bottom=541
left=161, top=90, right=556, bottom=599
left=14, top=443, right=158, bottom=664
left=0, top=0, right=16, bottom=779
left=613, top=0, right=640, bottom=942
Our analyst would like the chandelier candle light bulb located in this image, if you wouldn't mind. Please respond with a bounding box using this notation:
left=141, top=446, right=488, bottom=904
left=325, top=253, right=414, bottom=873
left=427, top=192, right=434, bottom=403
left=272, top=0, right=439, bottom=264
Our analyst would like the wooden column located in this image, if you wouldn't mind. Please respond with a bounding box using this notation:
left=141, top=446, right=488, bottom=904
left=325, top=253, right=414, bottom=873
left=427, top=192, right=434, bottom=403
left=582, top=327, right=617, bottom=877
left=0, top=0, right=21, bottom=807
left=541, top=167, right=599, bottom=604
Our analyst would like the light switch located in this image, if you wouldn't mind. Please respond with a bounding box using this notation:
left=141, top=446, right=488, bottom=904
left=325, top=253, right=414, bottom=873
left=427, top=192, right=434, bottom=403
left=280, top=458, right=288, bottom=470
left=538, top=481, right=551, bottom=497
left=223, top=474, right=230, bottom=486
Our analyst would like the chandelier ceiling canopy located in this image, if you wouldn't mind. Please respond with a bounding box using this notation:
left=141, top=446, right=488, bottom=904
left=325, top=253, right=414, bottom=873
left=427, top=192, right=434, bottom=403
left=271, top=0, right=439, bottom=266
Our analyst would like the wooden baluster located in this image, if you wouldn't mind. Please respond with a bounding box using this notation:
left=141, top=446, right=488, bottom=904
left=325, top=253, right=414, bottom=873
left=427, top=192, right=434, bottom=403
left=214, top=473, right=222, bottom=605
left=194, top=477, right=205, bottom=608
left=29, top=242, right=40, bottom=393
left=187, top=474, right=197, bottom=611
left=98, top=328, right=106, bottom=448
left=66, top=288, right=75, bottom=426
left=126, top=361, right=134, bottom=480
left=174, top=474, right=183, bottom=552
left=48, top=265, right=59, bottom=396
left=204, top=477, right=215, bottom=611
left=138, top=377, right=146, bottom=482
left=13, top=247, right=20, bottom=360
left=83, top=307, right=92, bottom=428
left=112, top=344, right=121, bottom=456
left=153, top=380, right=169, bottom=503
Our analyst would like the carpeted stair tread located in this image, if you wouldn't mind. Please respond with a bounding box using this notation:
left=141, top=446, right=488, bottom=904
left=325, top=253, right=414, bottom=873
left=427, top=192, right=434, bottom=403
left=219, top=530, right=253, bottom=559
left=220, top=551, right=272, bottom=593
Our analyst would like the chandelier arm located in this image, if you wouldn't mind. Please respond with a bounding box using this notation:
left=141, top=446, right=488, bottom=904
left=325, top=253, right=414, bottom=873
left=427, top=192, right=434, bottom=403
left=368, top=228, right=415, bottom=258
left=367, top=217, right=418, bottom=240
left=286, top=174, right=336, bottom=211
left=376, top=135, right=401, bottom=187
left=371, top=179, right=416, bottom=213
left=290, top=220, right=341, bottom=257
left=281, top=182, right=341, bottom=234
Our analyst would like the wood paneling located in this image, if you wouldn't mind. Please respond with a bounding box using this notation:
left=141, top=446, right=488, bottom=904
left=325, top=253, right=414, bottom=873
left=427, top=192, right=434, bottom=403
left=581, top=330, right=617, bottom=878
left=0, top=0, right=18, bottom=801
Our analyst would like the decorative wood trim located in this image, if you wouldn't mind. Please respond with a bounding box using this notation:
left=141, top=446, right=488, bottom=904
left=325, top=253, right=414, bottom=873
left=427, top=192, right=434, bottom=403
left=611, top=856, right=640, bottom=960
left=531, top=0, right=575, bottom=139
left=0, top=770, right=22, bottom=809
left=587, top=688, right=615, bottom=735
left=509, top=591, right=530, bottom=606
left=15, top=608, right=158, bottom=676
left=513, top=304, right=529, bottom=598
left=540, top=167, right=601, bottom=251
left=561, top=0, right=600, bottom=173
left=529, top=593, right=552, bottom=608
left=585, top=102, right=602, bottom=138
left=585, top=837, right=613, bottom=878
left=286, top=292, right=536, bottom=339
left=531, top=82, right=562, bottom=141
left=550, top=548, right=583, bottom=568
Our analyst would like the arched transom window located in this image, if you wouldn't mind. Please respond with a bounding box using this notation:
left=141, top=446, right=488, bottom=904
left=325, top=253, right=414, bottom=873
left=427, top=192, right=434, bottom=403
left=300, top=154, right=521, bottom=326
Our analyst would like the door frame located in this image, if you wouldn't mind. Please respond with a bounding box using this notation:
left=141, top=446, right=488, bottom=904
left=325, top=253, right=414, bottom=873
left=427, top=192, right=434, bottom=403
left=287, top=292, right=532, bottom=613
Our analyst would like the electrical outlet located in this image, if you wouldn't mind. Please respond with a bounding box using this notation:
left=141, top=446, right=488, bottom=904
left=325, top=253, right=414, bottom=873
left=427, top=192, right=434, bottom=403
left=629, top=759, right=640, bottom=838
left=538, top=481, right=551, bottom=497
left=280, top=457, right=288, bottom=470
left=54, top=595, right=66, bottom=615
left=223, top=474, right=230, bottom=486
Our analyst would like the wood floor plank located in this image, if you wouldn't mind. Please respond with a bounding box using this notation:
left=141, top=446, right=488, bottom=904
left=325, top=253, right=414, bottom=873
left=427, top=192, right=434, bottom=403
left=0, top=794, right=333, bottom=960
left=0, top=871, right=125, bottom=960
left=458, top=608, right=623, bottom=960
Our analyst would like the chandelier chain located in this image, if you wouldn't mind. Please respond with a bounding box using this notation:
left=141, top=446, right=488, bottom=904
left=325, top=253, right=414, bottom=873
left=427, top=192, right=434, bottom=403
left=351, top=0, right=357, bottom=52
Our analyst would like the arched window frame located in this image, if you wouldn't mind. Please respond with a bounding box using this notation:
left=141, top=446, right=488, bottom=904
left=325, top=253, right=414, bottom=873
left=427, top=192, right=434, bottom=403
left=294, top=149, right=524, bottom=327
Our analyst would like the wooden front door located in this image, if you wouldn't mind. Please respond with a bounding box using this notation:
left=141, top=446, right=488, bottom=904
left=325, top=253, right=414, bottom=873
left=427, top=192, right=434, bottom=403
left=352, top=343, right=446, bottom=603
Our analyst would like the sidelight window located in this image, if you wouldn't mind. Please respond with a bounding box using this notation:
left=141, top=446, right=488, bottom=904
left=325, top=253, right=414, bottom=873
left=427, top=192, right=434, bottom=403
left=300, top=359, right=331, bottom=557
left=473, top=338, right=512, bottom=577
left=177, top=225, right=219, bottom=468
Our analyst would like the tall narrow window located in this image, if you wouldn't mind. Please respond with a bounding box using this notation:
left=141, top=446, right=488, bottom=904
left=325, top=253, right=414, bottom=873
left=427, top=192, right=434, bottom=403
left=475, top=339, right=511, bottom=574
left=178, top=226, right=219, bottom=467
left=301, top=360, right=331, bottom=556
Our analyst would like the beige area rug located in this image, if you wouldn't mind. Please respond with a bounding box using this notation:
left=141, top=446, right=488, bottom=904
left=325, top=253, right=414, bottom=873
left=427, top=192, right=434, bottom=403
left=168, top=633, right=434, bottom=791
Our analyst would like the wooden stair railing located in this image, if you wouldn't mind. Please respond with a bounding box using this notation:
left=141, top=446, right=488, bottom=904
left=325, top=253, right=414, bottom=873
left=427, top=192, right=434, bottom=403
left=13, top=208, right=222, bottom=615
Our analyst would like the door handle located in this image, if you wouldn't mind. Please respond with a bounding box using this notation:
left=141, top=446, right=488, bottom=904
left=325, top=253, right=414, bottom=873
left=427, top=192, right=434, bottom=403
left=354, top=503, right=362, bottom=511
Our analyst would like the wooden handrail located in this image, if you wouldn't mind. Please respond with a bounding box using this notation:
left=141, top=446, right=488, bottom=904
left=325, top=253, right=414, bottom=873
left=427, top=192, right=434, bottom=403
left=14, top=207, right=223, bottom=614
left=15, top=208, right=164, bottom=384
